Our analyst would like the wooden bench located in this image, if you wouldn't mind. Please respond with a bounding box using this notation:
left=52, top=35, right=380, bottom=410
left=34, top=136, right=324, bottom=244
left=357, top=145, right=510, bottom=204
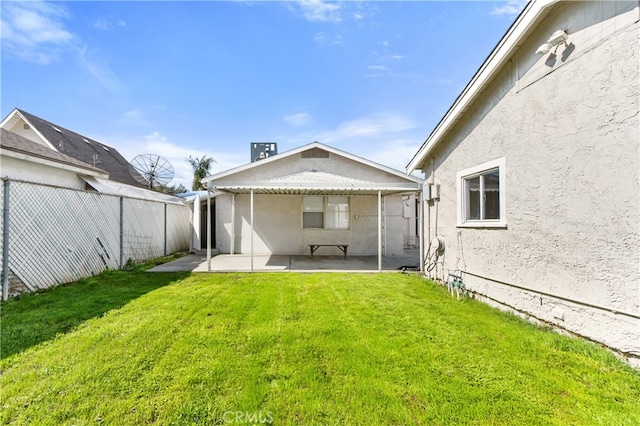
left=309, top=244, right=349, bottom=259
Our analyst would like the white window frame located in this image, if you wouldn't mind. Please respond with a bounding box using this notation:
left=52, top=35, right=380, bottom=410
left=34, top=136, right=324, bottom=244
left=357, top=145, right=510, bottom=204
left=456, top=157, right=507, bottom=228
left=302, top=195, right=350, bottom=230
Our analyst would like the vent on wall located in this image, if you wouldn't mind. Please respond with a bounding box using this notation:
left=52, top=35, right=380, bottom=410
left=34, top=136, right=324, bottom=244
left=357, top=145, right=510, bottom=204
left=301, top=147, right=329, bottom=159
left=23, top=123, right=30, bottom=130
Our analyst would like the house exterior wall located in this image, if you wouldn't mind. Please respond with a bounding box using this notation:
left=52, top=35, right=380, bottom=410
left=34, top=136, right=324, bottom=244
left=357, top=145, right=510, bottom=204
left=1, top=155, right=88, bottom=190
left=214, top=193, right=408, bottom=256
left=421, top=2, right=639, bottom=361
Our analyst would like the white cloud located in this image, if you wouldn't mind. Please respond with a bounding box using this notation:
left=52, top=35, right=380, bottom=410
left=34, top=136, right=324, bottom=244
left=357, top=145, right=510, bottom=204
left=313, top=31, right=342, bottom=46
left=491, top=0, right=527, bottom=17
left=284, top=112, right=311, bottom=126
left=320, top=113, right=420, bottom=142
left=93, top=17, right=127, bottom=30
left=92, top=18, right=111, bottom=30
left=1, top=1, right=124, bottom=92
left=379, top=40, right=390, bottom=47
left=76, top=45, right=125, bottom=92
left=366, top=138, right=424, bottom=173
left=124, top=109, right=141, bottom=119
left=1, top=1, right=73, bottom=64
left=296, top=0, right=342, bottom=23
left=368, top=65, right=388, bottom=71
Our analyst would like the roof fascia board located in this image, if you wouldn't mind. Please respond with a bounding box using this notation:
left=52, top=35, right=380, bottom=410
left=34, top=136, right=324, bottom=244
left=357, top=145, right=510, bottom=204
left=1, top=148, right=109, bottom=178
left=0, top=109, right=57, bottom=151
left=406, top=0, right=559, bottom=174
left=204, top=141, right=422, bottom=185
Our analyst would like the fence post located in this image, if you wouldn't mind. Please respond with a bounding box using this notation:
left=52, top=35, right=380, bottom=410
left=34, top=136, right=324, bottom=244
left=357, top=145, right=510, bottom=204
left=164, top=203, right=167, bottom=257
left=119, top=197, right=124, bottom=269
left=2, top=179, right=10, bottom=301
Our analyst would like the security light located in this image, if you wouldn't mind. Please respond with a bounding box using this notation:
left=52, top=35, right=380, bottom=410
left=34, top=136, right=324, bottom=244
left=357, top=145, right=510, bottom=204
left=536, top=43, right=552, bottom=54
left=536, top=30, right=568, bottom=54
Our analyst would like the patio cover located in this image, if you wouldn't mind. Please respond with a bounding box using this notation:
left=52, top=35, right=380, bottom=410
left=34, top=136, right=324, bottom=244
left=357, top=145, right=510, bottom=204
left=81, top=176, right=185, bottom=204
left=204, top=170, right=422, bottom=272
left=211, top=170, right=420, bottom=195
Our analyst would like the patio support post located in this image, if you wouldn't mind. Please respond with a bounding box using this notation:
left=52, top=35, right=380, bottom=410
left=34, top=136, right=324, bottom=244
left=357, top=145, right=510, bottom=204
left=163, top=203, right=167, bottom=257
left=419, top=190, right=424, bottom=272
left=207, top=189, right=212, bottom=272
left=377, top=190, right=382, bottom=272
left=2, top=179, right=10, bottom=301
left=231, top=194, right=235, bottom=255
left=119, top=196, right=124, bottom=269
left=250, top=189, right=254, bottom=272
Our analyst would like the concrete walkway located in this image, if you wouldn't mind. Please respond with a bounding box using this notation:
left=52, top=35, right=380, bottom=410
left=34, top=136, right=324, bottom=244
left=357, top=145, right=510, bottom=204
left=148, top=251, right=420, bottom=273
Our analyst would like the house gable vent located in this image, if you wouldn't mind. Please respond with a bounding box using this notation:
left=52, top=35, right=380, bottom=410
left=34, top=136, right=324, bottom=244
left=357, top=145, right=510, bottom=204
left=301, top=147, right=330, bottom=159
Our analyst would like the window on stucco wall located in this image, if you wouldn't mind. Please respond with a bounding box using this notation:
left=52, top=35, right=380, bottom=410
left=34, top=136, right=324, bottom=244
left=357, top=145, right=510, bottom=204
left=456, top=158, right=506, bottom=228
left=302, top=195, right=349, bottom=229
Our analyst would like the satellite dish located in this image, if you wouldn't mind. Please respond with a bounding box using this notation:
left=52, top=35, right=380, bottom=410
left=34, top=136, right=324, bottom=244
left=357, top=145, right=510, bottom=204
left=129, top=154, right=175, bottom=190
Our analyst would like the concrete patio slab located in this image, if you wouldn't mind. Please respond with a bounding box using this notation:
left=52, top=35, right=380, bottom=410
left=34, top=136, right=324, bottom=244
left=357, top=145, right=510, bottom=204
left=148, top=250, right=420, bottom=273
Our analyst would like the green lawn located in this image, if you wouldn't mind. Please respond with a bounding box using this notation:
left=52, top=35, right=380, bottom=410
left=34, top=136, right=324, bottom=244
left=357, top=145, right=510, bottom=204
left=1, top=269, right=639, bottom=425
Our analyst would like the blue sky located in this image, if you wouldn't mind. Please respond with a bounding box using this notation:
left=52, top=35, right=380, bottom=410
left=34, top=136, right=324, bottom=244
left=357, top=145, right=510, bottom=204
left=1, top=0, right=526, bottom=188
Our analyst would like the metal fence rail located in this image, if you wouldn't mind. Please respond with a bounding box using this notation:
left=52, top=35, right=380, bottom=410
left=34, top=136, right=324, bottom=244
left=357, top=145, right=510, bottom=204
left=0, top=178, right=191, bottom=298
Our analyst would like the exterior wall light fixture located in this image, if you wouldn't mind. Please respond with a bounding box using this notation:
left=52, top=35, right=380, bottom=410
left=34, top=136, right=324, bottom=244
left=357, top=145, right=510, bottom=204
left=535, top=30, right=568, bottom=54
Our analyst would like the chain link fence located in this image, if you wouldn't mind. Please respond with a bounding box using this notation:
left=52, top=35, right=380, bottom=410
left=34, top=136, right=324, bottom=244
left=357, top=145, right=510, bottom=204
left=0, top=178, right=191, bottom=298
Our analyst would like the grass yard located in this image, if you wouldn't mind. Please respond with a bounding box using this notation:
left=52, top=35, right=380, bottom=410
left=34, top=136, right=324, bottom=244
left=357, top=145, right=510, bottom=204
left=1, top=270, right=639, bottom=425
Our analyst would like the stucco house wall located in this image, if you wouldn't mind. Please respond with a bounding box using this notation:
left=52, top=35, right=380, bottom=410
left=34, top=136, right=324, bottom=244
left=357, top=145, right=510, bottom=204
left=1, top=155, right=89, bottom=190
left=214, top=192, right=407, bottom=256
left=419, top=1, right=639, bottom=361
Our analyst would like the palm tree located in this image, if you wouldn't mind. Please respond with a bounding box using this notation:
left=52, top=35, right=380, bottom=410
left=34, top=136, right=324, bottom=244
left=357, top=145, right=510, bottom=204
left=188, top=155, right=215, bottom=191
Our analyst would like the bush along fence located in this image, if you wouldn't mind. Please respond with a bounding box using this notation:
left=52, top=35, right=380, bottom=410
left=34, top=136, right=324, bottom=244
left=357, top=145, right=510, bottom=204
left=0, top=178, right=191, bottom=299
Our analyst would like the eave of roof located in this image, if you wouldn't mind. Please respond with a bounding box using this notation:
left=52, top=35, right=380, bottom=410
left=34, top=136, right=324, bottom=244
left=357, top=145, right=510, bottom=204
left=406, top=0, right=560, bottom=174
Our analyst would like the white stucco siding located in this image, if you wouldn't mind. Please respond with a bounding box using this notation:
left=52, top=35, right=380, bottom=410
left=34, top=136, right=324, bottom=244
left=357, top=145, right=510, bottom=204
left=215, top=193, right=407, bottom=256
left=422, top=2, right=639, bottom=359
left=1, top=156, right=88, bottom=190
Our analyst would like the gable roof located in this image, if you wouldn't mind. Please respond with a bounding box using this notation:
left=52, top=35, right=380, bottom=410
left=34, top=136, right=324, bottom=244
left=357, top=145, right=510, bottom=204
left=204, top=141, right=422, bottom=184
left=1, top=108, right=143, bottom=187
left=205, top=141, right=421, bottom=195
left=406, top=0, right=561, bottom=173
left=1, top=128, right=108, bottom=178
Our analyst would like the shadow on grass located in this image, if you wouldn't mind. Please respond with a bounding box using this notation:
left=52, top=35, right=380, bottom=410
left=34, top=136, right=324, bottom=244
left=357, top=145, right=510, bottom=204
left=0, top=268, right=189, bottom=360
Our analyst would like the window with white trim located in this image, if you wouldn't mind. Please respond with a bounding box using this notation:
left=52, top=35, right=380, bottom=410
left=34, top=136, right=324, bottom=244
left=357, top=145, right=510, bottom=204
left=302, top=195, right=349, bottom=229
left=456, top=158, right=506, bottom=227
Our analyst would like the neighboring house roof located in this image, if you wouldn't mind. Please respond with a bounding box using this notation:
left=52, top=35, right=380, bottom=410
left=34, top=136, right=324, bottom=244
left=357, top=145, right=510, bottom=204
left=0, top=128, right=109, bottom=178
left=407, top=0, right=562, bottom=173
left=1, top=108, right=143, bottom=187
left=205, top=141, right=422, bottom=195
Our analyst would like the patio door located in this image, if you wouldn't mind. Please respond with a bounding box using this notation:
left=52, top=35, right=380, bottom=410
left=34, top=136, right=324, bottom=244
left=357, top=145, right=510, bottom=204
left=199, top=201, right=216, bottom=249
